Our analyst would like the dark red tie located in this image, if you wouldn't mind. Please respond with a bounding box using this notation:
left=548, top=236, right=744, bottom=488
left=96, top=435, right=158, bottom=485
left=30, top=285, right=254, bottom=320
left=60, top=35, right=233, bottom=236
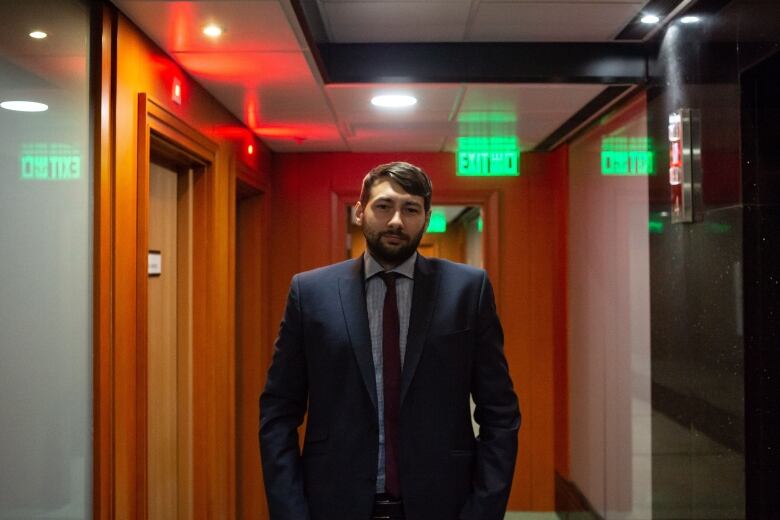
left=379, top=272, right=401, bottom=498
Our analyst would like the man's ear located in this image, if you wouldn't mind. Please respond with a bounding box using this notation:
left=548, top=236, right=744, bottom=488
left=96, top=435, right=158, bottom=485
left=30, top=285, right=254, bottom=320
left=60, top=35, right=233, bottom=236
left=424, top=208, right=431, bottom=229
left=354, top=201, right=364, bottom=225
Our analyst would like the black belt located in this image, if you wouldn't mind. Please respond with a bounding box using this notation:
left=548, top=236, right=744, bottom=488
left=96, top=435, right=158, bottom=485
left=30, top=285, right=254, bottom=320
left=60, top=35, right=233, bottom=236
left=372, top=493, right=404, bottom=519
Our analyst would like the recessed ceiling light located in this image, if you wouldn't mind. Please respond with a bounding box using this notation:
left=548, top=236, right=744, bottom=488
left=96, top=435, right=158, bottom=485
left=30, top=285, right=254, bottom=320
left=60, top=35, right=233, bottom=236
left=203, top=24, right=223, bottom=38
left=371, top=94, right=417, bottom=108
left=1, top=101, right=48, bottom=112
left=641, top=14, right=660, bottom=24
left=29, top=31, right=47, bottom=39
left=680, top=16, right=701, bottom=24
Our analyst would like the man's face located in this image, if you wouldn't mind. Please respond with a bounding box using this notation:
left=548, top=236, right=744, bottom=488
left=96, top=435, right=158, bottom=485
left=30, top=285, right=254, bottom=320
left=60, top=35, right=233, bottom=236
left=355, top=179, right=430, bottom=267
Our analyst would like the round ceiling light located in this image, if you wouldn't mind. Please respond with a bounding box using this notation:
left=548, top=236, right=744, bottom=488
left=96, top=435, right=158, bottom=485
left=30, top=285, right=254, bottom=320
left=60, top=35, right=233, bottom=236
left=29, top=31, right=48, bottom=39
left=203, top=24, right=223, bottom=37
left=1, top=101, right=49, bottom=112
left=370, top=94, right=418, bottom=108
left=680, top=16, right=701, bottom=24
left=640, top=14, right=661, bottom=24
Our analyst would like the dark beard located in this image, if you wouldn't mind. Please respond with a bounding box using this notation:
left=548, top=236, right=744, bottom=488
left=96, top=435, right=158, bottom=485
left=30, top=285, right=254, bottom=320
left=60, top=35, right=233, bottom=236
left=363, top=226, right=425, bottom=266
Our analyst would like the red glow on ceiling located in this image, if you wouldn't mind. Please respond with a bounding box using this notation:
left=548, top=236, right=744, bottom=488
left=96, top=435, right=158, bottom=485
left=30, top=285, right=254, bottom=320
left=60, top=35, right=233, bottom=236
left=174, top=52, right=311, bottom=84
left=253, top=127, right=299, bottom=137
left=167, top=2, right=196, bottom=50
left=252, top=123, right=341, bottom=143
left=244, top=94, right=259, bottom=129
left=210, top=124, right=252, bottom=139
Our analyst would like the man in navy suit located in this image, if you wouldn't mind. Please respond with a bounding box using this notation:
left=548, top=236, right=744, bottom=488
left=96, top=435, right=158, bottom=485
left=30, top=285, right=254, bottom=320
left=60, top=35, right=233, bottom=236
left=260, top=161, right=520, bottom=520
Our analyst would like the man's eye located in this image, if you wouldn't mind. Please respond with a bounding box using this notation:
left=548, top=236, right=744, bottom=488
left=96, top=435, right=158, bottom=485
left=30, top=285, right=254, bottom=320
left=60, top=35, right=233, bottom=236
left=404, top=207, right=420, bottom=214
left=376, top=204, right=390, bottom=210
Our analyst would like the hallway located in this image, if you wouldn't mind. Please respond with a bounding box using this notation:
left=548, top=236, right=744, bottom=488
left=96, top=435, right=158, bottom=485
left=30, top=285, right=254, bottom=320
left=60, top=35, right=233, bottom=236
left=0, top=0, right=778, bottom=518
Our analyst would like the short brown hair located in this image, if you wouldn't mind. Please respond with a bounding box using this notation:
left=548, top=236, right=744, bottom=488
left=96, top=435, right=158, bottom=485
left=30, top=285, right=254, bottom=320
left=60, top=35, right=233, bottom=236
left=359, top=161, right=433, bottom=212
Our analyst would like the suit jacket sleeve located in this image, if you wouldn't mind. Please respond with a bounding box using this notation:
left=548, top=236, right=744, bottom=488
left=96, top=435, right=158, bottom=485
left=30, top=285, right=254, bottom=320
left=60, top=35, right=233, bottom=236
left=259, top=276, right=311, bottom=520
left=459, top=272, right=521, bottom=520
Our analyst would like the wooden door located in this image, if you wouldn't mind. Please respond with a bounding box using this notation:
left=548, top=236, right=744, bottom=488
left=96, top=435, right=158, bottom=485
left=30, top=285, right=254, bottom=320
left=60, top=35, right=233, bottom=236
left=147, top=161, right=194, bottom=519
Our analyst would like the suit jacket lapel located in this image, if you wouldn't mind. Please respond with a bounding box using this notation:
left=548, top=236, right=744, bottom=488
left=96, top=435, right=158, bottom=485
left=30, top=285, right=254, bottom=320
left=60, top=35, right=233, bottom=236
left=401, top=255, right=439, bottom=405
left=339, top=258, right=378, bottom=411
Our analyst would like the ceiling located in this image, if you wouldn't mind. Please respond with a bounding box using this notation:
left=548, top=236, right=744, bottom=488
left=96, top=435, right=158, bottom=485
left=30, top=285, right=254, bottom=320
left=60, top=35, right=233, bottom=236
left=112, top=0, right=656, bottom=153
left=316, top=0, right=647, bottom=43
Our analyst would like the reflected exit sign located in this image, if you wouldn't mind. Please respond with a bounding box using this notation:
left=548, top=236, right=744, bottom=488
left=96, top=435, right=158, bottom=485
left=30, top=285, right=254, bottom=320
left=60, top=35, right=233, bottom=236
left=457, top=151, right=519, bottom=176
left=600, top=136, right=654, bottom=176
left=20, top=143, right=81, bottom=181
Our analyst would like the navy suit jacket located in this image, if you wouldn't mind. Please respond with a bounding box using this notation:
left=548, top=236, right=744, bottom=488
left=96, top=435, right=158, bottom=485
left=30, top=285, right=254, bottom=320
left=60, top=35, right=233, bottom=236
left=260, top=255, right=520, bottom=520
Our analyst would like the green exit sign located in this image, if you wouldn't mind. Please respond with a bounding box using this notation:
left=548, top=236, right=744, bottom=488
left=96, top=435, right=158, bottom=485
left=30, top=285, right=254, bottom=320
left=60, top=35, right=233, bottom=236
left=457, top=151, right=519, bottom=176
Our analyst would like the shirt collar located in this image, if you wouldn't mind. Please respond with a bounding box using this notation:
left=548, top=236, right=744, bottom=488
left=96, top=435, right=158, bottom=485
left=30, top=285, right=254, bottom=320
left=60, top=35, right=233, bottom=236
left=363, top=251, right=417, bottom=281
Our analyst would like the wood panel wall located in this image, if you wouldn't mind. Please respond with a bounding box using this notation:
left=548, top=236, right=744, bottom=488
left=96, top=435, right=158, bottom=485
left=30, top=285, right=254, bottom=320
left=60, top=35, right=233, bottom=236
left=95, top=8, right=271, bottom=519
left=268, top=151, right=569, bottom=510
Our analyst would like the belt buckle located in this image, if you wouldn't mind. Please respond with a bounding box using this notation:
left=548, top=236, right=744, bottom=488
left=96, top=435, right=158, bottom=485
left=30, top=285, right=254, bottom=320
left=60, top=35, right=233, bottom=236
left=373, top=494, right=403, bottom=519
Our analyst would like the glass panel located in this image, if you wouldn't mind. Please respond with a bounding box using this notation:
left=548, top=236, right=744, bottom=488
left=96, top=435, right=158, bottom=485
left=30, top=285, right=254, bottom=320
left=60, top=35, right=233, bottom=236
left=568, top=95, right=652, bottom=519
left=0, top=1, right=92, bottom=518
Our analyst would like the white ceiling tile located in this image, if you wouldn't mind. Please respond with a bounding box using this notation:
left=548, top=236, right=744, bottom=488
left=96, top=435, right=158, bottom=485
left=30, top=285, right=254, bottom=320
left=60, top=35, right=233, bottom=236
left=115, top=1, right=301, bottom=52
left=173, top=49, right=340, bottom=124
left=345, top=109, right=454, bottom=127
left=201, top=82, right=335, bottom=125
left=326, top=83, right=463, bottom=115
left=347, top=134, right=447, bottom=152
left=173, top=50, right=316, bottom=89
left=345, top=112, right=454, bottom=137
left=251, top=116, right=347, bottom=152
left=515, top=111, right=578, bottom=134
left=261, top=132, right=350, bottom=152
left=468, top=2, right=644, bottom=41
left=448, top=83, right=606, bottom=150
left=460, top=84, right=606, bottom=113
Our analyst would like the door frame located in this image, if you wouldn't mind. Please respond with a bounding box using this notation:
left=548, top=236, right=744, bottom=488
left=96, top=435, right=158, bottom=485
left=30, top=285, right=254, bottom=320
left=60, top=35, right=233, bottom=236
left=135, top=94, right=218, bottom=519
left=234, top=169, right=270, bottom=519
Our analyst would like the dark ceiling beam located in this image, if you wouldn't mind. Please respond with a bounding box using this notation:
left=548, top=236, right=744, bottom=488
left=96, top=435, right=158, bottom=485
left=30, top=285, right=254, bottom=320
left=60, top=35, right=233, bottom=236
left=290, top=0, right=328, bottom=44
left=318, top=43, right=649, bottom=85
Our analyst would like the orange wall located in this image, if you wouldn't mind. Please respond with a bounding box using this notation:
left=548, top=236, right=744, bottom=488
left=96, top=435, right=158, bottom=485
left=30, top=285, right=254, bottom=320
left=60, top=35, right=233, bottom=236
left=268, top=150, right=568, bottom=510
left=106, top=10, right=271, bottom=519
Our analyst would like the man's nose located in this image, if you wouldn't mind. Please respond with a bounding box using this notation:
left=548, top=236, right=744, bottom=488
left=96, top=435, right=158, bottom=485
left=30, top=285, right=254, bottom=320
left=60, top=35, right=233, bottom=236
left=388, top=210, right=404, bottom=228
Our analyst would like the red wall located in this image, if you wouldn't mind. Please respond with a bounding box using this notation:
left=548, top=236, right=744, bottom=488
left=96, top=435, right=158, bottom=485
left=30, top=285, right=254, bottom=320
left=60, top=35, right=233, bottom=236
left=268, top=150, right=568, bottom=510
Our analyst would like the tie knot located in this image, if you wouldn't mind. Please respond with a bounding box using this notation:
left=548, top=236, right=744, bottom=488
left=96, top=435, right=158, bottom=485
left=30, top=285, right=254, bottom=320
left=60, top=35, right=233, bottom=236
left=378, top=271, right=400, bottom=287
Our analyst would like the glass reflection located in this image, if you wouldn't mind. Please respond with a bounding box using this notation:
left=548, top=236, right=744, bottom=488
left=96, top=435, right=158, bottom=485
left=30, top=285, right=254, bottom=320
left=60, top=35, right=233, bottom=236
left=0, top=1, right=92, bottom=518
